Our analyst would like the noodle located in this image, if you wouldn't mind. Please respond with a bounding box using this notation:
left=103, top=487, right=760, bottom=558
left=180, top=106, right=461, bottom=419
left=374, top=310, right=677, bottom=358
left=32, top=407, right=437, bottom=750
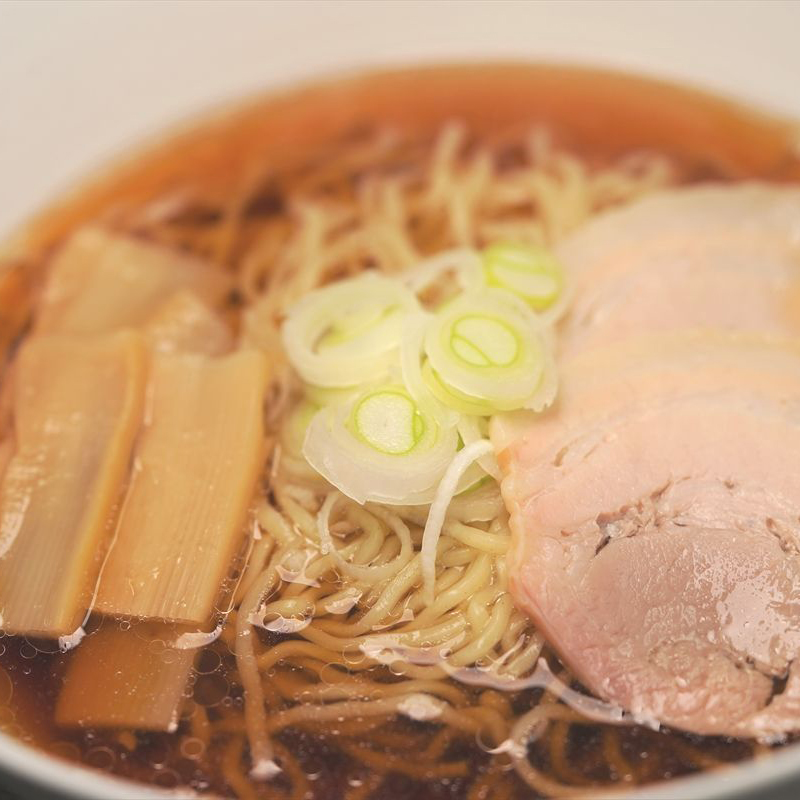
left=236, top=561, right=281, bottom=779
left=19, top=117, right=706, bottom=797
left=179, top=120, right=679, bottom=796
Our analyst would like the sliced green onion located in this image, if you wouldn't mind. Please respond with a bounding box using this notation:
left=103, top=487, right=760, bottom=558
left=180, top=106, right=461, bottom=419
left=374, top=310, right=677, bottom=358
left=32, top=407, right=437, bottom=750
left=403, top=248, right=483, bottom=298
left=282, top=272, right=420, bottom=388
left=422, top=361, right=498, bottom=417
left=424, top=289, right=556, bottom=413
left=457, top=416, right=501, bottom=480
left=483, top=242, right=564, bottom=313
left=401, top=311, right=459, bottom=423
left=349, top=389, right=426, bottom=455
left=281, top=242, right=568, bottom=507
left=303, top=383, right=459, bottom=505
left=279, top=399, right=319, bottom=459
left=303, top=383, right=360, bottom=409
left=421, top=439, right=495, bottom=604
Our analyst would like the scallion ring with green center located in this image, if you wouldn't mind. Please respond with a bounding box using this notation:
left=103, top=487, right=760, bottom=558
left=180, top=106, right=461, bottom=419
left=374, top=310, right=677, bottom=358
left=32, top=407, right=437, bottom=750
left=281, top=272, right=421, bottom=388
left=423, top=289, right=557, bottom=413
left=303, top=383, right=460, bottom=505
left=482, top=241, right=566, bottom=317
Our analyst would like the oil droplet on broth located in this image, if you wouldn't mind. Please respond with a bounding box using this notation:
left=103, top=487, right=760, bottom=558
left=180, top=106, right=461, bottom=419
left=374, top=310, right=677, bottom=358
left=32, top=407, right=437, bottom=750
left=48, top=741, right=82, bottom=762
left=153, top=768, right=182, bottom=788
left=147, top=639, right=167, bottom=656
left=18, top=642, right=38, bottom=660
left=23, top=636, right=61, bottom=655
left=319, top=662, right=348, bottom=686
left=194, top=648, right=222, bottom=675
left=192, top=672, right=229, bottom=707
left=180, top=736, right=206, bottom=760
left=342, top=648, right=366, bottom=666
left=179, top=699, right=198, bottom=720
left=160, top=649, right=180, bottom=665
left=84, top=746, right=116, bottom=771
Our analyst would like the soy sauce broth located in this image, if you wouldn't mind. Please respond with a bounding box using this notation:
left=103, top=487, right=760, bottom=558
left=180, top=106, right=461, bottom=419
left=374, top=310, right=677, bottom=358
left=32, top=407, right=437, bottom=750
left=1, top=64, right=799, bottom=799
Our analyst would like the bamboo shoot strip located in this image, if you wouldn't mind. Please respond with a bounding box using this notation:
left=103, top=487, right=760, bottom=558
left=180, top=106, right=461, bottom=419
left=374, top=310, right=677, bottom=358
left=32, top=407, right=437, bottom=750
left=144, top=290, right=233, bottom=355
left=35, top=226, right=231, bottom=335
left=0, top=332, right=147, bottom=636
left=0, top=369, right=13, bottom=487
left=0, top=439, right=12, bottom=492
left=95, top=349, right=269, bottom=623
left=55, top=622, right=196, bottom=731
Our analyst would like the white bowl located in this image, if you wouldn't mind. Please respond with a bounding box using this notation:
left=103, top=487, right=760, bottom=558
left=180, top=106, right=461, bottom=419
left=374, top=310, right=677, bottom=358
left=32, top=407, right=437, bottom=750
left=1, top=2, right=799, bottom=798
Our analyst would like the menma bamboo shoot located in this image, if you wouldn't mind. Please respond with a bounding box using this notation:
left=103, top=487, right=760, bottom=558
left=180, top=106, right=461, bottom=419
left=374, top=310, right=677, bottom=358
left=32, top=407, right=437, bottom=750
left=95, top=349, right=269, bottom=623
left=0, top=332, right=146, bottom=636
left=55, top=622, right=196, bottom=731
left=144, top=290, right=232, bottom=355
left=35, top=226, right=230, bottom=335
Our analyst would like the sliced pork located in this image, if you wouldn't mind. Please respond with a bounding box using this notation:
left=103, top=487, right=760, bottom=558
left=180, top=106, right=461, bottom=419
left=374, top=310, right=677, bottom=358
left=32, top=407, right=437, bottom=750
left=494, top=332, right=800, bottom=456
left=496, top=377, right=800, bottom=738
left=556, top=184, right=800, bottom=352
left=496, top=183, right=800, bottom=739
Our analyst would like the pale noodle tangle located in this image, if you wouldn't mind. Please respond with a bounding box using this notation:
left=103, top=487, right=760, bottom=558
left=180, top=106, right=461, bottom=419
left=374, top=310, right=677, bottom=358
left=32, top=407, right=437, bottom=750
left=137, top=122, right=677, bottom=799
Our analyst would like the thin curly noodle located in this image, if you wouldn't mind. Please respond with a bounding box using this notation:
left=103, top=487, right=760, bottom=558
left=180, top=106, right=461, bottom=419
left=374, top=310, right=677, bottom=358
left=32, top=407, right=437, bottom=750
left=113, top=120, right=742, bottom=798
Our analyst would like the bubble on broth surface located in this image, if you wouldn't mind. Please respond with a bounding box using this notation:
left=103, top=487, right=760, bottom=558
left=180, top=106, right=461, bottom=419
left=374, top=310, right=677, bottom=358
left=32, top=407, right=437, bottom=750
left=342, top=649, right=367, bottom=666
left=48, top=741, right=82, bottom=761
left=147, top=638, right=167, bottom=656
left=23, top=636, right=60, bottom=655
left=139, top=735, right=171, bottom=768
left=180, top=736, right=206, bottom=760
left=18, top=642, right=38, bottom=660
left=194, top=649, right=222, bottom=675
left=84, top=746, right=116, bottom=770
left=153, top=768, right=182, bottom=789
left=319, top=663, right=346, bottom=685
left=160, top=648, right=180, bottom=665
left=192, top=672, right=229, bottom=707
left=179, top=699, right=198, bottom=720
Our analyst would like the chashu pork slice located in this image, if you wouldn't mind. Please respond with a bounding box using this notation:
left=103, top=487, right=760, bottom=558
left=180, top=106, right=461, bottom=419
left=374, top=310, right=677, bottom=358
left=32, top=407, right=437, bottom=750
left=494, top=381, right=800, bottom=739
left=558, top=183, right=800, bottom=289
left=555, top=184, right=800, bottom=353
left=494, top=332, right=800, bottom=457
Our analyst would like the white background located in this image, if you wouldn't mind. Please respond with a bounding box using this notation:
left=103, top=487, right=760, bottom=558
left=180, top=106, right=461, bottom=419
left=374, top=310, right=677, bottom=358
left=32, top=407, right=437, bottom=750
left=1, top=0, right=799, bottom=238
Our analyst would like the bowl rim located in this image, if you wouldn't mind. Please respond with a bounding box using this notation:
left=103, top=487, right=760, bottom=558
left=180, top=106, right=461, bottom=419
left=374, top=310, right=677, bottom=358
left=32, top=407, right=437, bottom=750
left=2, top=726, right=800, bottom=800
left=0, top=731, right=178, bottom=799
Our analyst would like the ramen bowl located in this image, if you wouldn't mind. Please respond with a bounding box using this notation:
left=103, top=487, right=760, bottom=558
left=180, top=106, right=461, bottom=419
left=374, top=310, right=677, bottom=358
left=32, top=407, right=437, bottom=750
left=1, top=3, right=800, bottom=799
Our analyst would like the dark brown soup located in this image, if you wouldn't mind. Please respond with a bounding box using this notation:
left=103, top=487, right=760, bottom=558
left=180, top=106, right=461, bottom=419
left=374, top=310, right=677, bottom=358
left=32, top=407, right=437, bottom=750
left=1, top=64, right=799, bottom=800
